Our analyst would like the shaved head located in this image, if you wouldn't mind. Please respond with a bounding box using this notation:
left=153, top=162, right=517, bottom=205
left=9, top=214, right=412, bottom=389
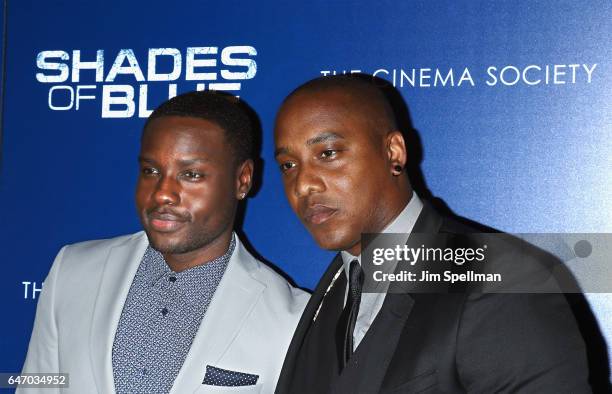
left=279, top=75, right=398, bottom=142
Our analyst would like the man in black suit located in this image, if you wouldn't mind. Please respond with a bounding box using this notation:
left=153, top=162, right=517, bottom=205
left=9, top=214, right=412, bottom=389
left=273, top=75, right=591, bottom=393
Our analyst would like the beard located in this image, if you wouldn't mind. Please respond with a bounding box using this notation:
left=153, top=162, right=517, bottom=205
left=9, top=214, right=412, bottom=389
left=146, top=231, right=217, bottom=255
left=144, top=216, right=233, bottom=257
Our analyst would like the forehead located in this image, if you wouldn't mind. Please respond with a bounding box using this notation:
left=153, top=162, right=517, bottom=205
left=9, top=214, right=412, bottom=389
left=141, top=116, right=227, bottom=153
left=275, top=90, right=373, bottom=143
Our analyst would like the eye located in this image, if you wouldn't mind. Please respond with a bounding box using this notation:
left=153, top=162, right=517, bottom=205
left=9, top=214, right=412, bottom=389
left=320, top=149, right=338, bottom=159
left=279, top=162, right=296, bottom=173
left=182, top=170, right=204, bottom=180
left=141, top=167, right=159, bottom=176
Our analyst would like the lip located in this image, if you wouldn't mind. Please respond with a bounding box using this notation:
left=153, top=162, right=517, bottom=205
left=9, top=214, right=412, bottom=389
left=303, top=204, right=338, bottom=225
left=147, top=212, right=187, bottom=232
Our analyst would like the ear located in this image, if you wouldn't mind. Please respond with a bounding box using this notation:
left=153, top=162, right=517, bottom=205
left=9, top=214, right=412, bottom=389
left=385, top=131, right=407, bottom=175
left=235, top=159, right=254, bottom=200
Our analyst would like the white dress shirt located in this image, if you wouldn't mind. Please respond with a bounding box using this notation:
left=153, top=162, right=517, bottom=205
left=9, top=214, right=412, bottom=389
left=341, top=193, right=423, bottom=349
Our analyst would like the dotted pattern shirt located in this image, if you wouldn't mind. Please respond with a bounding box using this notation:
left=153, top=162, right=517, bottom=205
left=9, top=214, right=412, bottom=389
left=112, top=235, right=235, bottom=394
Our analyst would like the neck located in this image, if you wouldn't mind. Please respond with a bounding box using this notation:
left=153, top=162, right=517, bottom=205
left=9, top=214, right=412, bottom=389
left=346, top=187, right=413, bottom=256
left=163, top=230, right=233, bottom=272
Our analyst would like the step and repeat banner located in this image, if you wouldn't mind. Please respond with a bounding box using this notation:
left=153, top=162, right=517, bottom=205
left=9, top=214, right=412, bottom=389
left=1, top=0, right=611, bottom=381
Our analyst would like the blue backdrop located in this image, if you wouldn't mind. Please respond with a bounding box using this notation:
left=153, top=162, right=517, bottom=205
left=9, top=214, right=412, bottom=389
left=1, top=0, right=611, bottom=382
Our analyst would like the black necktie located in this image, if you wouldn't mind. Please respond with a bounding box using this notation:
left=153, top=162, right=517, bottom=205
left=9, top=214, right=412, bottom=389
left=341, top=259, right=364, bottom=368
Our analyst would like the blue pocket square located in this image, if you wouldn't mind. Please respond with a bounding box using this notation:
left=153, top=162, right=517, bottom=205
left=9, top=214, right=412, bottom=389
left=203, top=365, right=259, bottom=387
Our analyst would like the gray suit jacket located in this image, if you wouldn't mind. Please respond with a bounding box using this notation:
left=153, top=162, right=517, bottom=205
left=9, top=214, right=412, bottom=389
left=21, top=231, right=309, bottom=394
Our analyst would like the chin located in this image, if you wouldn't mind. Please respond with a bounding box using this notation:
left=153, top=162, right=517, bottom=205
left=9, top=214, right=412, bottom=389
left=312, top=230, right=357, bottom=252
left=145, top=233, right=180, bottom=254
left=149, top=241, right=194, bottom=255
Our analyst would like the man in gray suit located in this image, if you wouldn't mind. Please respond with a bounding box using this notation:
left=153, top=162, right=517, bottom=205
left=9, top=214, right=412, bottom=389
left=21, top=91, right=308, bottom=393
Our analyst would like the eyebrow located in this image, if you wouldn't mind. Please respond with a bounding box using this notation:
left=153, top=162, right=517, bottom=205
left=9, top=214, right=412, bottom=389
left=273, top=147, right=289, bottom=158
left=138, top=156, right=210, bottom=165
left=306, top=131, right=345, bottom=146
left=274, top=131, right=345, bottom=158
left=138, top=156, right=156, bottom=164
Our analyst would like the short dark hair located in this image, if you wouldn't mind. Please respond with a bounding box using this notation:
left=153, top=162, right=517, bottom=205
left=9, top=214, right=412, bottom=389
left=144, top=90, right=255, bottom=164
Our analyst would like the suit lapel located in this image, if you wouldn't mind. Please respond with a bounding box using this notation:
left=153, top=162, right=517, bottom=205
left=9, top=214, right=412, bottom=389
left=170, top=239, right=265, bottom=393
left=275, top=253, right=342, bottom=393
left=335, top=293, right=415, bottom=393
left=411, top=201, right=443, bottom=235
left=278, top=201, right=446, bottom=393
left=89, top=232, right=148, bottom=394
left=336, top=202, right=444, bottom=392
left=312, top=254, right=345, bottom=323
left=275, top=254, right=344, bottom=393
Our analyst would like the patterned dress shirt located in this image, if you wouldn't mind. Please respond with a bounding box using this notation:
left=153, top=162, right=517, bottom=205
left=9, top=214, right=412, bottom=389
left=112, top=235, right=235, bottom=394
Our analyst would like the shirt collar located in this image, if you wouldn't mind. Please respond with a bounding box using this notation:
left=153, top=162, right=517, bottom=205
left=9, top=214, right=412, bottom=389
left=341, top=192, right=423, bottom=275
left=142, top=233, right=236, bottom=305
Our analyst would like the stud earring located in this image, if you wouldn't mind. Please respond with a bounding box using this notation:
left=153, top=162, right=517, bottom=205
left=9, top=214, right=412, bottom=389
left=239, top=192, right=246, bottom=200
left=393, top=165, right=403, bottom=175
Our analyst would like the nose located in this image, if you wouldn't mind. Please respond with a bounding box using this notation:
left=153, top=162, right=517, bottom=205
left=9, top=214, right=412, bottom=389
left=294, top=164, right=324, bottom=198
left=153, top=175, right=180, bottom=206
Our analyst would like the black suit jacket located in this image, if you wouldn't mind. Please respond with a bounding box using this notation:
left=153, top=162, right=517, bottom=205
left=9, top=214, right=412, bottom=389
left=276, top=203, right=592, bottom=393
